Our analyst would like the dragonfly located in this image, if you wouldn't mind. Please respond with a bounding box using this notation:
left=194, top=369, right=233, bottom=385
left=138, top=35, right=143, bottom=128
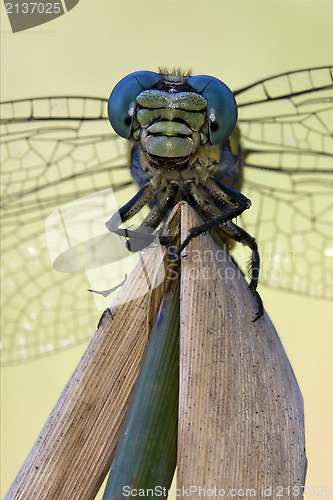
left=1, top=66, right=332, bottom=365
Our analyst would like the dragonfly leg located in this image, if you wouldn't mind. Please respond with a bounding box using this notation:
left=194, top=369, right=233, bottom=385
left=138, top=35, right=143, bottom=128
left=173, top=180, right=263, bottom=320
left=106, top=180, right=177, bottom=252
left=164, top=179, right=251, bottom=258
left=251, top=291, right=264, bottom=322
left=126, top=183, right=178, bottom=251
left=173, top=201, right=251, bottom=257
left=106, top=181, right=159, bottom=248
left=106, top=182, right=155, bottom=230
left=176, top=177, right=253, bottom=259
left=221, top=222, right=263, bottom=321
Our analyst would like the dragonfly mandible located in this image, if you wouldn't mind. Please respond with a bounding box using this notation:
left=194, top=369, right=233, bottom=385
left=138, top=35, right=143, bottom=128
left=1, top=66, right=332, bottom=364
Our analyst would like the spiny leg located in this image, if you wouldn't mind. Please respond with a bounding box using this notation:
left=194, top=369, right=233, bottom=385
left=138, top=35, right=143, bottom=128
left=106, top=178, right=178, bottom=251
left=188, top=182, right=260, bottom=288
left=106, top=180, right=160, bottom=246
left=216, top=220, right=263, bottom=321
left=169, top=180, right=262, bottom=320
left=203, top=177, right=244, bottom=207
left=125, top=183, right=178, bottom=251
left=217, top=221, right=260, bottom=291
left=185, top=183, right=224, bottom=220
left=173, top=194, right=251, bottom=257
left=180, top=182, right=260, bottom=291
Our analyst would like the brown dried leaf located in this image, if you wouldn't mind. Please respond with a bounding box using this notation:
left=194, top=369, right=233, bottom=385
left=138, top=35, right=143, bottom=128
left=178, top=203, right=307, bottom=499
left=5, top=208, right=181, bottom=500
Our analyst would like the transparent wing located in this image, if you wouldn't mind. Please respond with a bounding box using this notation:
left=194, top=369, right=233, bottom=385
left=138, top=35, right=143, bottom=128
left=1, top=97, right=139, bottom=364
left=2, top=68, right=332, bottom=364
left=234, top=66, right=333, bottom=298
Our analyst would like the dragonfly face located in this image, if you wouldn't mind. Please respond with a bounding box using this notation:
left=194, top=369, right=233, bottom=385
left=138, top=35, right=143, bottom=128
left=1, top=66, right=332, bottom=363
left=106, top=70, right=262, bottom=318
left=108, top=70, right=238, bottom=159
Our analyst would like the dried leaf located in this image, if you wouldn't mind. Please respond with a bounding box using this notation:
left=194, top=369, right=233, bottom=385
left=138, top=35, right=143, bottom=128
left=178, top=203, right=307, bottom=498
left=5, top=208, right=180, bottom=500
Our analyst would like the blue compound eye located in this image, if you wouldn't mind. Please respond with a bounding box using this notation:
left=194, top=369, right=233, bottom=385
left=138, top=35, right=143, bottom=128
left=108, top=71, right=161, bottom=138
left=188, top=75, right=238, bottom=144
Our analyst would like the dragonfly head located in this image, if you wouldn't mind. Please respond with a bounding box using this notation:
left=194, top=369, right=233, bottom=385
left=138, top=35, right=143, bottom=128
left=108, top=70, right=238, bottom=165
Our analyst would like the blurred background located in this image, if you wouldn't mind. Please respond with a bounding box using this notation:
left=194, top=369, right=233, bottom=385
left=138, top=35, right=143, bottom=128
left=1, top=0, right=332, bottom=498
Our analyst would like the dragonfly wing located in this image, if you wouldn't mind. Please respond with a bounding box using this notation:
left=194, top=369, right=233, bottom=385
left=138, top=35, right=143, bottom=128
left=235, top=67, right=333, bottom=298
left=1, top=97, right=138, bottom=364
left=2, top=69, right=332, bottom=363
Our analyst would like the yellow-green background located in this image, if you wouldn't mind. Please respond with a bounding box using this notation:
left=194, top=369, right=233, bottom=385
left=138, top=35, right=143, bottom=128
left=1, top=0, right=332, bottom=498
